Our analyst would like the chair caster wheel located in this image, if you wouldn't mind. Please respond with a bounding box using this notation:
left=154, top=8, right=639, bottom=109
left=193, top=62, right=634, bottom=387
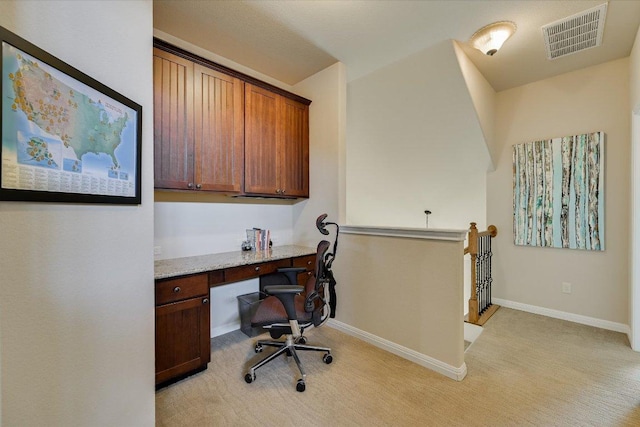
left=296, top=379, right=306, bottom=392
left=297, top=336, right=307, bottom=345
left=245, top=373, right=255, bottom=384
left=254, top=344, right=263, bottom=353
left=323, top=353, right=333, bottom=364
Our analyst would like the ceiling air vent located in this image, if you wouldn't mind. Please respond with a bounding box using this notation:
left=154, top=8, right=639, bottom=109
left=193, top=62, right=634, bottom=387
left=541, top=3, right=607, bottom=60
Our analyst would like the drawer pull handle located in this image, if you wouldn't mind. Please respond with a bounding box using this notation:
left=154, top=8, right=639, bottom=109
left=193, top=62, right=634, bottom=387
left=173, top=286, right=181, bottom=293
left=255, top=267, right=260, bottom=271
left=202, top=298, right=209, bottom=304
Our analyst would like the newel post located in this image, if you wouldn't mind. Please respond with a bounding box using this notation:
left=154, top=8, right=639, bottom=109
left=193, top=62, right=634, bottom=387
left=468, top=222, right=479, bottom=324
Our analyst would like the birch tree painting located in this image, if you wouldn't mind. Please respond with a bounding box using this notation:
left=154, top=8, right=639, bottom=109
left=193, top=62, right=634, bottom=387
left=513, top=131, right=604, bottom=250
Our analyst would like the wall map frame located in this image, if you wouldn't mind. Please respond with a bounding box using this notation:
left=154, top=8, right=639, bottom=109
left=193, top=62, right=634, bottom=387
left=0, top=26, right=142, bottom=204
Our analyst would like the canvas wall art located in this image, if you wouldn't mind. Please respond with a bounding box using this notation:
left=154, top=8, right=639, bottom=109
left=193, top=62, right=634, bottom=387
left=513, top=131, right=604, bottom=250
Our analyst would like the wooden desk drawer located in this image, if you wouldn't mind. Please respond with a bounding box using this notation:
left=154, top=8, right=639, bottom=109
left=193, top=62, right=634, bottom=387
left=156, top=273, right=209, bottom=306
left=224, top=259, right=290, bottom=283
left=293, top=254, right=316, bottom=271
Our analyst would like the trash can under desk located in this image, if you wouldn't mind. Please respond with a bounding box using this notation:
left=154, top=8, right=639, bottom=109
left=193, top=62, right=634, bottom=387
left=237, top=292, right=263, bottom=337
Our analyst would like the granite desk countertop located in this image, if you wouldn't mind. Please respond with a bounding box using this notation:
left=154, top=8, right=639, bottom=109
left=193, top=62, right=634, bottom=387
left=154, top=244, right=316, bottom=280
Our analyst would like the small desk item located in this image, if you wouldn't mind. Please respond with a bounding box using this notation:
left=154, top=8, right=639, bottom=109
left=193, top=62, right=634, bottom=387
left=154, top=245, right=315, bottom=388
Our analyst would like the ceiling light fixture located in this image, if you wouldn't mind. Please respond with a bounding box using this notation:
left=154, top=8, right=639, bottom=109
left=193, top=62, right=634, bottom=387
left=470, top=21, right=517, bottom=56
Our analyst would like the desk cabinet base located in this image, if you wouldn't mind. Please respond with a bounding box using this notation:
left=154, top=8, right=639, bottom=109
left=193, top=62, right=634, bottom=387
left=155, top=295, right=210, bottom=388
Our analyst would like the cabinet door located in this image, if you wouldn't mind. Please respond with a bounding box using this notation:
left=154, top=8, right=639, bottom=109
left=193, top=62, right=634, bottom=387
left=244, top=83, right=279, bottom=195
left=153, top=48, right=194, bottom=190
left=194, top=65, right=244, bottom=192
left=155, top=296, right=210, bottom=386
left=278, top=97, right=309, bottom=197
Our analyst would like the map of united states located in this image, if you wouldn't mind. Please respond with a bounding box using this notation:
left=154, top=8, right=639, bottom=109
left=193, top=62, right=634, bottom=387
left=9, top=53, right=128, bottom=168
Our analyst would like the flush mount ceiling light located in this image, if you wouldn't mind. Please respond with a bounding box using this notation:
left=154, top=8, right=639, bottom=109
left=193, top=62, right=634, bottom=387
left=470, top=21, right=517, bottom=56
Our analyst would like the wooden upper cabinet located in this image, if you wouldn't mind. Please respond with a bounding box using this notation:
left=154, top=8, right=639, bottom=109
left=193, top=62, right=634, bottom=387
left=279, top=97, right=309, bottom=198
left=245, top=84, right=309, bottom=198
left=244, top=84, right=279, bottom=195
left=153, top=48, right=194, bottom=190
left=153, top=48, right=244, bottom=193
left=194, top=65, right=244, bottom=192
left=153, top=41, right=310, bottom=198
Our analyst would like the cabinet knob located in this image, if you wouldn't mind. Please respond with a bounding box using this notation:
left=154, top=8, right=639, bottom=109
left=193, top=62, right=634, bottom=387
left=202, top=298, right=209, bottom=305
left=173, top=286, right=181, bottom=293
left=255, top=266, right=260, bottom=272
left=275, top=189, right=281, bottom=194
left=195, top=184, right=202, bottom=190
left=187, top=183, right=193, bottom=189
left=281, top=189, right=286, bottom=194
left=307, top=271, right=312, bottom=276
left=307, top=261, right=312, bottom=265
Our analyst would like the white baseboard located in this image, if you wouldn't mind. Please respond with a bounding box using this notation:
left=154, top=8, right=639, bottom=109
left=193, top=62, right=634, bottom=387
left=327, top=319, right=467, bottom=381
left=211, top=321, right=240, bottom=338
left=493, top=298, right=630, bottom=334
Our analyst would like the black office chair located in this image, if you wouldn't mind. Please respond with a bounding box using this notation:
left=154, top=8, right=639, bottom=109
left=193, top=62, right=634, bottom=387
left=244, top=214, right=339, bottom=392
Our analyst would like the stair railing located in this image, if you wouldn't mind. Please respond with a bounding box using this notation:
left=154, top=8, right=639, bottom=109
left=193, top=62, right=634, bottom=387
left=464, top=222, right=499, bottom=325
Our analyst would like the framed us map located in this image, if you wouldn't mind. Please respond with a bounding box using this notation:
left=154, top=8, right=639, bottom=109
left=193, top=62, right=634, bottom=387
left=0, top=26, right=142, bottom=204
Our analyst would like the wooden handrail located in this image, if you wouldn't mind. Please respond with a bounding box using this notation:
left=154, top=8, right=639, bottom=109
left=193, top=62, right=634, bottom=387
left=478, top=225, right=498, bottom=238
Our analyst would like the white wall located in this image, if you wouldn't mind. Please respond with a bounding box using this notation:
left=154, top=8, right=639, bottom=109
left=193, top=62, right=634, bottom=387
left=292, top=62, right=346, bottom=247
left=332, top=231, right=466, bottom=380
left=452, top=41, right=498, bottom=169
left=346, top=40, right=490, bottom=231
left=629, top=25, right=640, bottom=348
left=0, top=1, right=155, bottom=426
left=488, top=58, right=630, bottom=326
left=631, top=26, right=640, bottom=110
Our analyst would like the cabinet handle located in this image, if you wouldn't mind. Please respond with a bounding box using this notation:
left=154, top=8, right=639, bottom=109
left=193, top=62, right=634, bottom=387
left=187, top=183, right=193, bottom=189
left=195, top=184, right=202, bottom=190
left=173, top=286, right=181, bottom=293
left=307, top=261, right=312, bottom=265
left=255, top=266, right=260, bottom=272
left=281, top=189, right=286, bottom=194
left=202, top=298, right=209, bottom=304
left=275, top=189, right=281, bottom=194
left=307, top=271, right=312, bottom=276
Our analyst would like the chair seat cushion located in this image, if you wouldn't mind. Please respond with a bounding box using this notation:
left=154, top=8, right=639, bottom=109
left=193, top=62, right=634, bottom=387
left=251, top=294, right=312, bottom=327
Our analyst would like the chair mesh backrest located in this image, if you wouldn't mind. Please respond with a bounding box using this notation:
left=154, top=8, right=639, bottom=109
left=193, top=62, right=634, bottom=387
left=305, top=240, right=330, bottom=326
left=312, top=240, right=330, bottom=289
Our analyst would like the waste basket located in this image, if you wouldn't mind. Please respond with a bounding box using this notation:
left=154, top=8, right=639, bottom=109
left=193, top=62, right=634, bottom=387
left=237, top=292, right=263, bottom=337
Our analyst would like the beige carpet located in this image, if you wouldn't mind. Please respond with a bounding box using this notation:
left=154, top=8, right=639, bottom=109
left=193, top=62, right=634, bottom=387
left=156, top=308, right=640, bottom=426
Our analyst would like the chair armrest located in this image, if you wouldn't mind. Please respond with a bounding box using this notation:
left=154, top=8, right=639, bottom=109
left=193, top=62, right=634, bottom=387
left=275, top=267, right=306, bottom=285
left=277, top=267, right=306, bottom=274
left=263, top=285, right=304, bottom=295
left=263, top=285, right=303, bottom=320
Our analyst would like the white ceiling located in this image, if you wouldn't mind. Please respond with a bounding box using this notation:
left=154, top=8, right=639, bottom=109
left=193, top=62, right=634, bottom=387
left=153, top=0, right=640, bottom=92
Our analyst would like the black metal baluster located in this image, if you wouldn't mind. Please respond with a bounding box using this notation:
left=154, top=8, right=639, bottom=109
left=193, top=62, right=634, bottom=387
left=485, top=235, right=489, bottom=311
left=480, top=234, right=485, bottom=314
left=488, top=236, right=492, bottom=308
left=476, top=233, right=481, bottom=316
left=480, top=237, right=487, bottom=313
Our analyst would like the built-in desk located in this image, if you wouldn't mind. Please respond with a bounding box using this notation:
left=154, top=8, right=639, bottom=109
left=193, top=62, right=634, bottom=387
left=154, top=245, right=316, bottom=388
